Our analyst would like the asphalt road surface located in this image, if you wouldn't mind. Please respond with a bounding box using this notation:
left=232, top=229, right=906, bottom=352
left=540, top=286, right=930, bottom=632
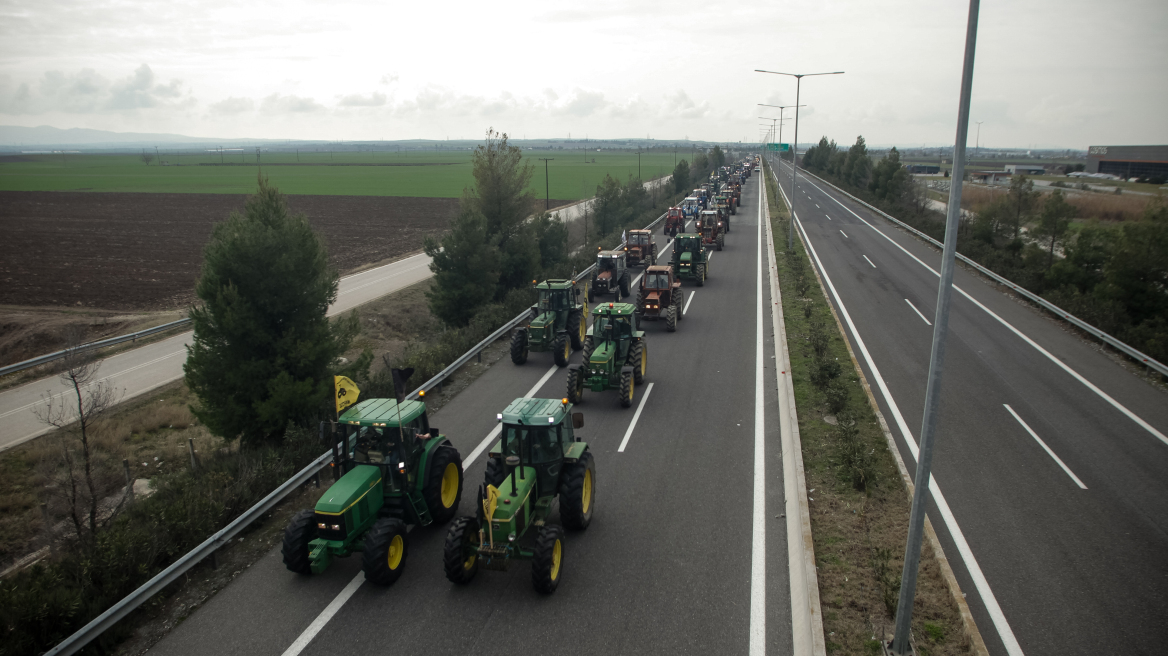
left=0, top=253, right=433, bottom=451
left=145, top=172, right=797, bottom=656
left=770, top=158, right=1168, bottom=656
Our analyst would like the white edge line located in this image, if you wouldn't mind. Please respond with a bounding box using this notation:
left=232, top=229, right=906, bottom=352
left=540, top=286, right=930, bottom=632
left=749, top=179, right=767, bottom=655
left=617, top=382, right=653, bottom=453
left=905, top=299, right=933, bottom=326
left=794, top=216, right=1025, bottom=655
left=1003, top=404, right=1088, bottom=489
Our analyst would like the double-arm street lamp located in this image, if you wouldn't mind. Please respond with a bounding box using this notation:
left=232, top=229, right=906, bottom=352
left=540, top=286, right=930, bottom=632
left=754, top=70, right=844, bottom=248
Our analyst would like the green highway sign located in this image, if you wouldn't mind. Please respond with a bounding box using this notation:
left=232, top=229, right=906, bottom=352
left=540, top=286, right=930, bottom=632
left=766, top=143, right=791, bottom=152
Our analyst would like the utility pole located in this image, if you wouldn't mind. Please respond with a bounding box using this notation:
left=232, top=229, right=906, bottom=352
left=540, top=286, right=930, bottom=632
left=975, top=121, right=984, bottom=157
left=890, top=1, right=984, bottom=654
left=539, top=158, right=554, bottom=210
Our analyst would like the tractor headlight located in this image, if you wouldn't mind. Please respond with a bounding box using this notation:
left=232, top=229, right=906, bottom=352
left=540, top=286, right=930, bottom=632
left=331, top=524, right=341, bottom=531
left=318, top=522, right=327, bottom=530
left=508, top=533, right=517, bottom=542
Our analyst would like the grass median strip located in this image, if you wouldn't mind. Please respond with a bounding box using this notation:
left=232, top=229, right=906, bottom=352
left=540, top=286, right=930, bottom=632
left=764, top=161, right=974, bottom=656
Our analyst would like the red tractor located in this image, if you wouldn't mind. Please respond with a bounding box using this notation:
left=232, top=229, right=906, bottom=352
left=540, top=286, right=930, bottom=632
left=664, top=206, right=685, bottom=237
left=635, top=265, right=683, bottom=332
left=624, top=229, right=657, bottom=267
left=697, top=210, right=725, bottom=251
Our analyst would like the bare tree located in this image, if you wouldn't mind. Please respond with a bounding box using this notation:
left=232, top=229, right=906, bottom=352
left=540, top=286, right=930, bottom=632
left=140, top=150, right=154, bottom=166
left=34, top=330, right=125, bottom=545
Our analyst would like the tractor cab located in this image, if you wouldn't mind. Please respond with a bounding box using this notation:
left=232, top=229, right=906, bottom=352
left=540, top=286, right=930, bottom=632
left=590, top=250, right=629, bottom=300
left=535, top=280, right=575, bottom=314
left=642, top=268, right=673, bottom=291
left=591, top=303, right=638, bottom=362
left=627, top=230, right=652, bottom=247
left=336, top=398, right=435, bottom=488
left=681, top=197, right=700, bottom=218
left=493, top=398, right=582, bottom=499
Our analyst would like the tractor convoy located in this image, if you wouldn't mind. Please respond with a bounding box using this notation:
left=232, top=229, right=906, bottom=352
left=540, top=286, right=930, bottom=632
left=280, top=152, right=756, bottom=596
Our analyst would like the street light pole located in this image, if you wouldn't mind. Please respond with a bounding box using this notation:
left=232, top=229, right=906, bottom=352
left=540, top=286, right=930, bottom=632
left=975, top=121, right=984, bottom=157
left=890, top=2, right=981, bottom=654
left=755, top=71, right=844, bottom=249
left=539, top=158, right=554, bottom=210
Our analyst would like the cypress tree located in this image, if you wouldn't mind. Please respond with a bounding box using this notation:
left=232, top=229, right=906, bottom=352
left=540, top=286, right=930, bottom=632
left=184, top=177, right=358, bottom=444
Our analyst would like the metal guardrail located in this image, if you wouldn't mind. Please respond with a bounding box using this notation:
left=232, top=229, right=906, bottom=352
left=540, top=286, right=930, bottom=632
left=781, top=161, right=1168, bottom=379
left=46, top=448, right=334, bottom=656
left=0, top=318, right=191, bottom=378
left=44, top=200, right=676, bottom=656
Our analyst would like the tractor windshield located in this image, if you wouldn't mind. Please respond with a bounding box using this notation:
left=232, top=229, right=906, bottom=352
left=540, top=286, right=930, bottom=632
left=501, top=425, right=560, bottom=464
left=644, top=272, right=670, bottom=289
left=630, top=233, right=649, bottom=245
left=538, top=289, right=567, bottom=311
left=597, top=257, right=616, bottom=272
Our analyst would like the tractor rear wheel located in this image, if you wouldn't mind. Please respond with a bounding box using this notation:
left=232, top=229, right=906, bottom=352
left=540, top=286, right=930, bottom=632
left=566, top=366, right=584, bottom=403
left=531, top=524, right=566, bottom=594
left=560, top=451, right=595, bottom=530
left=695, top=263, right=706, bottom=287
left=485, top=456, right=506, bottom=488
left=282, top=509, right=317, bottom=575
left=510, top=329, right=528, bottom=365
left=619, top=371, right=634, bottom=408
left=580, top=336, right=594, bottom=364
left=422, top=446, right=463, bottom=525
left=666, top=306, right=677, bottom=332
left=362, top=518, right=408, bottom=585
left=553, top=333, right=570, bottom=368
left=443, top=516, right=480, bottom=585
left=628, top=341, right=646, bottom=384
left=619, top=272, right=630, bottom=298
left=717, top=235, right=724, bottom=251
left=568, top=310, right=585, bottom=350
left=675, top=293, right=684, bottom=320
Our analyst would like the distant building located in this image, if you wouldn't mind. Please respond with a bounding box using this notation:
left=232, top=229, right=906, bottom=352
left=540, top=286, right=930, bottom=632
left=905, top=164, right=940, bottom=174
left=972, top=171, right=1011, bottom=184
left=1005, top=164, right=1045, bottom=175
left=1086, top=145, right=1168, bottom=179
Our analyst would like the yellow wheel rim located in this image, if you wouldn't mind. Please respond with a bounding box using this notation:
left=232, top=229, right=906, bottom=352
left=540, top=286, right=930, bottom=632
left=550, top=539, right=562, bottom=580
left=628, top=377, right=635, bottom=401
left=464, top=553, right=477, bottom=570
left=582, top=469, right=592, bottom=514
left=440, top=462, right=459, bottom=508
left=640, top=345, right=647, bottom=376
left=564, top=338, right=570, bottom=360
left=578, top=316, right=586, bottom=342
left=387, top=534, right=404, bottom=570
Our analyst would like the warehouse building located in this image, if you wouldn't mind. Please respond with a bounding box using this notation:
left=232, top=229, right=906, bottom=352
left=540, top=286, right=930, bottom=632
left=1005, top=164, right=1045, bottom=174
left=1086, top=145, right=1168, bottom=180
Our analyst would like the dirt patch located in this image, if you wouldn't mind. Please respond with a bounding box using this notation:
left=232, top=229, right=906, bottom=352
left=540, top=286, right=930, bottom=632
left=0, top=191, right=461, bottom=312
left=0, top=304, right=185, bottom=371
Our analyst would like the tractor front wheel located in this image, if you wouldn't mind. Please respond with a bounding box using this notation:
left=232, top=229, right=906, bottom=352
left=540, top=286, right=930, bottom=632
left=531, top=524, right=566, bottom=594
left=587, top=283, right=595, bottom=304
left=666, top=305, right=677, bottom=332
left=695, top=263, right=706, bottom=287
left=553, top=333, right=570, bottom=368
left=444, top=516, right=480, bottom=585
left=485, top=456, right=506, bottom=488
left=717, top=235, right=724, bottom=251
left=568, top=310, right=585, bottom=350
left=675, top=293, right=684, bottom=320
left=580, top=336, right=594, bottom=364
left=566, top=366, right=584, bottom=404
left=619, top=272, right=630, bottom=298
left=282, top=509, right=317, bottom=575
left=619, top=371, right=634, bottom=408
left=423, top=446, right=464, bottom=525
left=362, top=518, right=409, bottom=585
left=628, top=341, right=646, bottom=384
left=560, top=451, right=595, bottom=530
left=510, top=330, right=528, bottom=365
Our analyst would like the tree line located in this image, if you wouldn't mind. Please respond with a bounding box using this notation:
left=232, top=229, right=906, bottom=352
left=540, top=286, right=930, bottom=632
left=800, top=135, right=1168, bottom=367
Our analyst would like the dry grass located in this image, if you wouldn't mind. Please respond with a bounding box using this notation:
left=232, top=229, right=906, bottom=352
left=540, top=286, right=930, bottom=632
left=959, top=183, right=1157, bottom=221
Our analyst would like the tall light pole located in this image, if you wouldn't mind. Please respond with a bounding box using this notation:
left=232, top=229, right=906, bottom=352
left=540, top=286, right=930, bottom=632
left=755, top=70, right=844, bottom=249
left=758, top=104, right=803, bottom=157
left=975, top=121, right=984, bottom=157
left=539, top=158, right=554, bottom=210
left=890, top=2, right=984, bottom=654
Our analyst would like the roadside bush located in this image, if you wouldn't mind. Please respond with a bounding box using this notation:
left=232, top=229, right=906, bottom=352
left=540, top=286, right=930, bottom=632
left=824, top=379, right=850, bottom=414
left=810, top=355, right=842, bottom=389
left=835, top=412, right=874, bottom=491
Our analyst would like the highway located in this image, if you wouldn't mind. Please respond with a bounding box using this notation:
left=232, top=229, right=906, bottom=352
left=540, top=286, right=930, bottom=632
left=145, top=172, right=798, bottom=655
left=770, top=158, right=1168, bottom=655
left=0, top=253, right=434, bottom=451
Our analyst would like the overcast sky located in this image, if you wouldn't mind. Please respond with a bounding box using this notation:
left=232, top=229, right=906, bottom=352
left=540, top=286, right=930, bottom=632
left=1, top=0, right=1165, bottom=149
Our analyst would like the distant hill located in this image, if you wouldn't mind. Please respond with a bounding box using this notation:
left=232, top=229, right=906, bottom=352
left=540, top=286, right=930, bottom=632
left=0, top=125, right=265, bottom=148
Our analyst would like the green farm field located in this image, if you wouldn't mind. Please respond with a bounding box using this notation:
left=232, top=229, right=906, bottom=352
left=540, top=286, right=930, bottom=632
left=0, top=149, right=686, bottom=199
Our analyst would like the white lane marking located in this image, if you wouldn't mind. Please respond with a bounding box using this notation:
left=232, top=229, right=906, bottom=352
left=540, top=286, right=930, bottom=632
left=463, top=365, right=559, bottom=468
left=281, top=572, right=366, bottom=656
left=801, top=175, right=1168, bottom=447
left=826, top=214, right=832, bottom=221
left=795, top=217, right=1025, bottom=656
left=905, top=299, right=932, bottom=326
left=617, top=382, right=654, bottom=453
left=1003, top=404, right=1088, bottom=489
left=863, top=255, right=876, bottom=268
left=683, top=291, right=696, bottom=315
left=815, top=203, right=820, bottom=209
left=749, top=183, right=766, bottom=655
left=839, top=230, right=849, bottom=239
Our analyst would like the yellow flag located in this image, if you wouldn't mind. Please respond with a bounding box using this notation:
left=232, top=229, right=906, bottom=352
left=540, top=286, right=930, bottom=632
left=334, top=376, right=360, bottom=415
left=483, top=485, right=500, bottom=546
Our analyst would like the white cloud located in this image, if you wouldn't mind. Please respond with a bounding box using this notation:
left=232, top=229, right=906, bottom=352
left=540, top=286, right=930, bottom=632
left=0, top=64, right=193, bottom=115
left=260, top=93, right=326, bottom=114
left=337, top=92, right=387, bottom=107
left=208, top=96, right=255, bottom=114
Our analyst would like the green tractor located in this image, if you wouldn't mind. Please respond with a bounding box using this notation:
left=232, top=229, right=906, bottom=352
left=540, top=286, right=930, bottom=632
left=511, top=279, right=588, bottom=367
left=444, top=397, right=595, bottom=594
left=282, top=397, right=464, bottom=585
left=671, top=232, right=710, bottom=286
left=566, top=302, right=647, bottom=408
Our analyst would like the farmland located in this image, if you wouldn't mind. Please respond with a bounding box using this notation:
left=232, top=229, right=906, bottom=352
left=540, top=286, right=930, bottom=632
left=0, top=149, right=684, bottom=199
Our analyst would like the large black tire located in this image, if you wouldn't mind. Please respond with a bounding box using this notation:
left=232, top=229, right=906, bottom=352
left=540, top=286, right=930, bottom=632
left=566, top=366, right=584, bottom=403
left=510, top=329, right=528, bottom=365
left=619, top=371, right=634, bottom=408
left=665, top=305, right=677, bottom=332
left=553, top=333, right=570, bottom=368
left=560, top=451, right=595, bottom=531
left=716, top=235, right=724, bottom=251
left=443, top=516, right=480, bottom=585
left=362, top=518, right=408, bottom=585
left=731, top=204, right=736, bottom=216
left=587, top=282, right=595, bottom=304
left=580, top=336, right=594, bottom=365
left=531, top=524, right=566, bottom=594
left=619, top=272, right=630, bottom=298
left=675, top=292, right=684, bottom=320
left=282, top=509, right=317, bottom=575
left=422, top=446, right=463, bottom=525
left=695, top=263, right=706, bottom=287
left=628, top=341, right=646, bottom=384
left=484, top=456, right=506, bottom=488
left=567, top=310, right=585, bottom=350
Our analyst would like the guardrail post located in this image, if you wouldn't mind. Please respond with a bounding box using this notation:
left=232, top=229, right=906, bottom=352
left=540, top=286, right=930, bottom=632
left=123, top=459, right=134, bottom=502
